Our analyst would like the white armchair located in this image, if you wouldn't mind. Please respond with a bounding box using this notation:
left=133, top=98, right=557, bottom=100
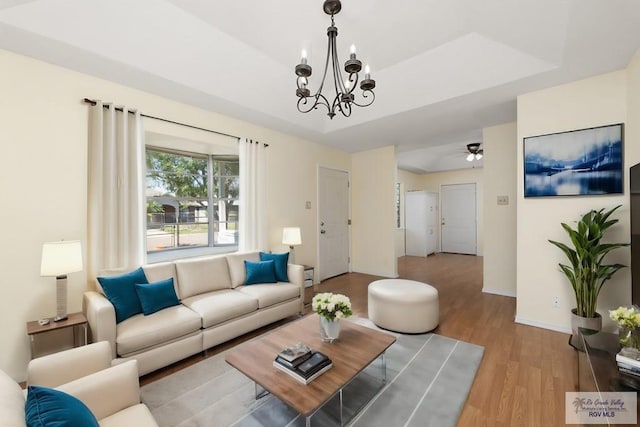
left=0, top=341, right=158, bottom=427
left=27, top=340, right=113, bottom=387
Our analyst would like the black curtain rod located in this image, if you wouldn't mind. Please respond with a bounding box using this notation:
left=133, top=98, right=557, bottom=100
left=82, top=98, right=241, bottom=141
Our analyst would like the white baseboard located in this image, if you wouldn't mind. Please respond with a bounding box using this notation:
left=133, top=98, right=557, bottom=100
left=351, top=268, right=399, bottom=279
left=515, top=316, right=572, bottom=334
left=482, top=287, right=516, bottom=298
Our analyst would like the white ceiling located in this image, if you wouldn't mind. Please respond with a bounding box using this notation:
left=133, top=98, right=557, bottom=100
left=1, top=0, right=639, bottom=173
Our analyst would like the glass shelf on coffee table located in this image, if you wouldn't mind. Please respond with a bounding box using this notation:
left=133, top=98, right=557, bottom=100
left=570, top=328, right=640, bottom=425
left=575, top=329, right=637, bottom=391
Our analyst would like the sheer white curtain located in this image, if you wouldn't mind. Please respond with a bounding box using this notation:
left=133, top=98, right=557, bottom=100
left=87, top=101, right=146, bottom=278
left=239, top=138, right=267, bottom=251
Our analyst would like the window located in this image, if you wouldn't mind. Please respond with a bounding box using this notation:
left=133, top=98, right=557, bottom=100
left=145, top=148, right=239, bottom=254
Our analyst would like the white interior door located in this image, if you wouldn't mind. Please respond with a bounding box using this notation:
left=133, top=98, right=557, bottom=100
left=406, top=191, right=437, bottom=256
left=318, top=167, right=349, bottom=281
left=441, top=183, right=476, bottom=255
left=405, top=192, right=429, bottom=256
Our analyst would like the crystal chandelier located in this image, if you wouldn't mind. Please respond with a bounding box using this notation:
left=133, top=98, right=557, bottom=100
left=295, top=0, right=376, bottom=119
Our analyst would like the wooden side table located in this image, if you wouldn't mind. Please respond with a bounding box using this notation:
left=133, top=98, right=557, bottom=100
left=302, top=265, right=314, bottom=289
left=26, top=312, right=88, bottom=359
left=302, top=265, right=315, bottom=306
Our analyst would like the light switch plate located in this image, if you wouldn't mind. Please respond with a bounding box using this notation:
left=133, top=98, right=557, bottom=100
left=497, top=195, right=509, bottom=205
left=305, top=201, right=311, bottom=209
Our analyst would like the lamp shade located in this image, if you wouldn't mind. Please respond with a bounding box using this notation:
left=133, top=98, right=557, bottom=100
left=282, top=227, right=302, bottom=246
left=40, top=240, right=83, bottom=277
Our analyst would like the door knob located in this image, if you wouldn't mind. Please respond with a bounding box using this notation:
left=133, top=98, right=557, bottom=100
left=320, top=230, right=326, bottom=234
left=320, top=222, right=325, bottom=226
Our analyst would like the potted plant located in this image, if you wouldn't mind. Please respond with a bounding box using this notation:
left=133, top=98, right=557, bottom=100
left=549, top=205, right=629, bottom=336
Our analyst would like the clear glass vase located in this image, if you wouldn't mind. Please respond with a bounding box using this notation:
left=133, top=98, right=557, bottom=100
left=319, top=316, right=340, bottom=342
left=619, top=326, right=640, bottom=350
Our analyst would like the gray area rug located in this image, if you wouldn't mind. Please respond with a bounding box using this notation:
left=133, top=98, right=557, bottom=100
left=141, top=318, right=484, bottom=427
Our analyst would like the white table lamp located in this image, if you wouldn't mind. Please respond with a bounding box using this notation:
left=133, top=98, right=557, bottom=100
left=282, top=227, right=302, bottom=263
left=40, top=240, right=83, bottom=322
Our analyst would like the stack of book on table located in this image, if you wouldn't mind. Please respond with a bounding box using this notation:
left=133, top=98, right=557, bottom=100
left=273, top=342, right=332, bottom=384
left=616, top=347, right=640, bottom=378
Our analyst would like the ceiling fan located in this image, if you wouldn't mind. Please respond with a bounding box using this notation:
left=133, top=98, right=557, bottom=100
left=465, top=143, right=483, bottom=162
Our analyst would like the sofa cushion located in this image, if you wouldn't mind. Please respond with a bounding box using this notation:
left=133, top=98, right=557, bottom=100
left=259, top=252, right=289, bottom=282
left=0, top=369, right=26, bottom=427
left=226, top=251, right=260, bottom=288
left=175, top=256, right=231, bottom=299
left=236, top=283, right=301, bottom=309
left=134, top=278, right=181, bottom=316
left=244, top=260, right=277, bottom=285
left=182, top=290, right=258, bottom=329
left=116, top=305, right=201, bottom=356
left=25, top=385, right=99, bottom=427
left=97, top=268, right=147, bottom=323
left=142, top=262, right=179, bottom=298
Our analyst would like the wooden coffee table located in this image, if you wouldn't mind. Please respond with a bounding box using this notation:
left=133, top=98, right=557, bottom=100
left=225, top=314, right=396, bottom=426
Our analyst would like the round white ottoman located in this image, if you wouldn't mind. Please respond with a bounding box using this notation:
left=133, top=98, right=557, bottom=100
left=368, top=279, right=439, bottom=333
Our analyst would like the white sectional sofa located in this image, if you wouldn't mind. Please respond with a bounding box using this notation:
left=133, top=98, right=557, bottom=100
left=83, top=251, right=304, bottom=376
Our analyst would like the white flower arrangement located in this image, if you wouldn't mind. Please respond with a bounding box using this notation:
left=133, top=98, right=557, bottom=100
left=312, top=292, right=353, bottom=321
left=609, top=306, right=640, bottom=328
left=610, top=306, right=640, bottom=349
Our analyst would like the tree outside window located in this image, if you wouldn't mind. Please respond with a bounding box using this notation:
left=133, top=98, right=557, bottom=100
left=145, top=148, right=239, bottom=253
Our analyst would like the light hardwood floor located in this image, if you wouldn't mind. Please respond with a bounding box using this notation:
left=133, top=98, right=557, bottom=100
left=141, top=253, right=577, bottom=427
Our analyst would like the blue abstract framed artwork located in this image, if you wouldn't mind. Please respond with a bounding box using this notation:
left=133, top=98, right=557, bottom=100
left=524, top=123, right=624, bottom=197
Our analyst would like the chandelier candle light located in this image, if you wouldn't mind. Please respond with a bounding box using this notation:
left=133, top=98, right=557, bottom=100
left=295, top=0, right=376, bottom=119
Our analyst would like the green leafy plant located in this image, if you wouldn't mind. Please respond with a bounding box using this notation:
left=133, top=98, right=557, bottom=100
left=549, top=205, right=629, bottom=318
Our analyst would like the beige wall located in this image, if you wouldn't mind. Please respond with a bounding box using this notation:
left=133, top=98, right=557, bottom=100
left=516, top=70, right=632, bottom=333
left=351, top=146, right=398, bottom=277
left=397, top=169, right=423, bottom=192
left=420, top=168, right=484, bottom=256
left=628, top=52, right=640, bottom=183
left=482, top=122, right=517, bottom=297
left=266, top=139, right=351, bottom=275
left=0, top=49, right=352, bottom=380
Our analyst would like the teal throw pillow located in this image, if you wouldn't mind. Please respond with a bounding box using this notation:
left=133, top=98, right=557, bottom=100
left=134, top=278, right=180, bottom=315
left=97, top=267, right=148, bottom=323
left=25, top=385, right=99, bottom=427
left=244, top=260, right=277, bottom=285
left=259, top=252, right=289, bottom=282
